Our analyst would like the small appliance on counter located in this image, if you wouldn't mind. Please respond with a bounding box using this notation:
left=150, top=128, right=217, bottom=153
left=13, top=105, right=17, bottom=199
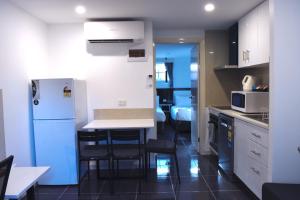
left=231, top=91, right=269, bottom=113
left=242, top=75, right=256, bottom=91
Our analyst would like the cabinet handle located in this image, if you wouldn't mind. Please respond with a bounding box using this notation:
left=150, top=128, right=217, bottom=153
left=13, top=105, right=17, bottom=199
left=251, top=150, right=261, bottom=156
left=220, top=122, right=228, bottom=128
left=251, top=167, right=260, bottom=175
left=251, top=132, right=261, bottom=139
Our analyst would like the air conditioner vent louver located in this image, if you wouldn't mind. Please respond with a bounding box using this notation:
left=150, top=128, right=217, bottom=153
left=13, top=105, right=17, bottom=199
left=88, top=39, right=134, bottom=43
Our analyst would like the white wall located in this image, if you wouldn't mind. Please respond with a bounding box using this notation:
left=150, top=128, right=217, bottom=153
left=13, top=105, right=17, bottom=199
left=269, top=0, right=300, bottom=182
left=0, top=0, right=48, bottom=165
left=173, top=57, right=192, bottom=88
left=47, top=22, right=154, bottom=121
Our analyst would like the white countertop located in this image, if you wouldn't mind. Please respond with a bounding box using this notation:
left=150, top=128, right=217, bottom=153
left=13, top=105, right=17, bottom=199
left=209, top=107, right=269, bottom=129
left=82, top=119, right=155, bottom=129
left=6, top=166, right=50, bottom=199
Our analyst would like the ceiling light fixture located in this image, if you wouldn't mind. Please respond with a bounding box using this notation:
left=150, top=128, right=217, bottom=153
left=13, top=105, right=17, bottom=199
left=204, top=3, right=215, bottom=12
left=75, top=5, right=86, bottom=15
left=179, top=38, right=185, bottom=44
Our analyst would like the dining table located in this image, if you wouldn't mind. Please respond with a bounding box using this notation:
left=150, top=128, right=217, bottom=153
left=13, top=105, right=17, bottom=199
left=82, top=118, right=154, bottom=142
left=5, top=166, right=50, bottom=200
left=82, top=118, right=155, bottom=177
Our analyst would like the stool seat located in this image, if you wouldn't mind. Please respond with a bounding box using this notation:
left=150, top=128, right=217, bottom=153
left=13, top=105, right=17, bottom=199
left=146, top=139, right=175, bottom=154
left=262, top=183, right=300, bottom=200
left=81, top=145, right=110, bottom=160
left=112, top=144, right=143, bottom=159
left=144, top=130, right=180, bottom=184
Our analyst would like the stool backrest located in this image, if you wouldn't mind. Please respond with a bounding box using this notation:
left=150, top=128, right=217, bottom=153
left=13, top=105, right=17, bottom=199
left=77, top=130, right=109, bottom=157
left=110, top=129, right=140, bottom=143
left=110, top=129, right=141, bottom=156
left=77, top=130, right=108, bottom=142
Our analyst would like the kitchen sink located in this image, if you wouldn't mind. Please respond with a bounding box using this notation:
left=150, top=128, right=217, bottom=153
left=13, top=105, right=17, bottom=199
left=241, top=114, right=269, bottom=124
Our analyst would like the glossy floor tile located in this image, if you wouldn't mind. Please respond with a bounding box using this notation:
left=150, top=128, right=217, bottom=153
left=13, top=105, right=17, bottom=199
left=22, top=125, right=257, bottom=200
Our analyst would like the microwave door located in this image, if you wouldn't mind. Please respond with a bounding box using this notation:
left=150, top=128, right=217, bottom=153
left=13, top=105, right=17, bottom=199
left=232, top=93, right=245, bottom=108
left=231, top=93, right=246, bottom=112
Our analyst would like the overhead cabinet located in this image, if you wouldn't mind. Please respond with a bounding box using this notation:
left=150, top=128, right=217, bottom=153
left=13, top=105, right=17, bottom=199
left=228, top=23, right=238, bottom=66
left=238, top=1, right=269, bottom=68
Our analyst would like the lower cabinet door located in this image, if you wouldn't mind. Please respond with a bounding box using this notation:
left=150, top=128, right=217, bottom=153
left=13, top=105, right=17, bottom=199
left=246, top=157, right=268, bottom=199
left=234, top=120, right=248, bottom=182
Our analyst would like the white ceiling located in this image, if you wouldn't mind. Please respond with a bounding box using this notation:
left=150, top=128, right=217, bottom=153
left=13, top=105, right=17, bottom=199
left=10, top=0, right=264, bottom=30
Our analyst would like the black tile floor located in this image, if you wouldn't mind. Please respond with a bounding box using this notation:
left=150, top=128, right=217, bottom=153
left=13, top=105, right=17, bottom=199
left=24, top=125, right=258, bottom=200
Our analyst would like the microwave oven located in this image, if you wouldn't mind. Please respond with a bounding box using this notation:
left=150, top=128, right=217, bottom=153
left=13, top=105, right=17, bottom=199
left=231, top=91, right=269, bottom=113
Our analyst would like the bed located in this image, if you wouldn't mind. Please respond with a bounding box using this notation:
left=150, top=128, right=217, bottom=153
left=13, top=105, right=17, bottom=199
left=170, top=106, right=192, bottom=121
left=170, top=94, right=191, bottom=132
left=156, top=106, right=166, bottom=122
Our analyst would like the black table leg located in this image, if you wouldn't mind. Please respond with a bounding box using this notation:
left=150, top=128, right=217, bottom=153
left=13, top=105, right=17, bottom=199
left=27, top=185, right=35, bottom=200
left=144, top=128, right=147, bottom=179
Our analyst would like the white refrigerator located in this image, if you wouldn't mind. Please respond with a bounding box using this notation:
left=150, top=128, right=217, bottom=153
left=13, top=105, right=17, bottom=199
left=32, top=78, right=87, bottom=185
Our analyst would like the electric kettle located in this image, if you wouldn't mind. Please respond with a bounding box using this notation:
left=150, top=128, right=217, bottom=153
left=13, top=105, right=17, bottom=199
left=242, top=75, right=256, bottom=91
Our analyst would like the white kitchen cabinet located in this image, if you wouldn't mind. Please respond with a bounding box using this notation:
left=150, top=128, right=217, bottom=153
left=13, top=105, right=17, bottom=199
left=238, top=0, right=269, bottom=68
left=238, top=15, right=248, bottom=68
left=257, top=1, right=270, bottom=64
left=234, top=119, right=248, bottom=182
left=234, top=118, right=269, bottom=199
left=246, top=156, right=268, bottom=199
left=248, top=139, right=268, bottom=167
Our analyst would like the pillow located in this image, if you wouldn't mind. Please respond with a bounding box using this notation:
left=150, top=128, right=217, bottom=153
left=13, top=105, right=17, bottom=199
left=175, top=95, right=191, bottom=107
left=156, top=96, right=160, bottom=107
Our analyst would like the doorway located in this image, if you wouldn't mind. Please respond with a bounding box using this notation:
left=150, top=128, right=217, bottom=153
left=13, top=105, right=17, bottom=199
left=154, top=43, right=200, bottom=152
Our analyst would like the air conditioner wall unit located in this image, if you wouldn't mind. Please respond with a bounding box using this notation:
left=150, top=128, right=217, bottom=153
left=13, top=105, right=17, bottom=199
left=84, top=21, right=144, bottom=43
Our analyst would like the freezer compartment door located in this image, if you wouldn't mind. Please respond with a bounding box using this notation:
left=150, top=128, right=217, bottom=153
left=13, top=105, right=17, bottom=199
left=32, top=79, right=75, bottom=119
left=34, top=119, right=78, bottom=185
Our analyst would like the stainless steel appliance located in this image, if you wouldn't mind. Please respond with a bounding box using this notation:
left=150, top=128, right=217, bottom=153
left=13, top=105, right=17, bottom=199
left=208, top=113, right=219, bottom=154
left=231, top=91, right=269, bottom=113
left=218, top=114, right=234, bottom=178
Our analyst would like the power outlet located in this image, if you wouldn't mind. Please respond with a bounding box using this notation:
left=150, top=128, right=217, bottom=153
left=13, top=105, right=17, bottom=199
left=118, top=100, right=127, bottom=107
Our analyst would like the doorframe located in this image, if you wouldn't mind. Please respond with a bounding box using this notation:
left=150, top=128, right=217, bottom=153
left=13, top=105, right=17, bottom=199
left=153, top=36, right=204, bottom=153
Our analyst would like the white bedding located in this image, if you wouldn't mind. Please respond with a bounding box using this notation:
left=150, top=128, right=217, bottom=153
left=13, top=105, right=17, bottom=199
left=156, top=107, right=166, bottom=122
left=171, top=106, right=192, bottom=121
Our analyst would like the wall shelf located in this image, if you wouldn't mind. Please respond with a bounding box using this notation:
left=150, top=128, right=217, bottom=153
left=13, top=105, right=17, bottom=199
left=214, top=63, right=269, bottom=71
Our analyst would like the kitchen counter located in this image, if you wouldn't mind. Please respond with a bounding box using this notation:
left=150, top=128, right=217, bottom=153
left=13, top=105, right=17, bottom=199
left=209, top=106, right=269, bottom=129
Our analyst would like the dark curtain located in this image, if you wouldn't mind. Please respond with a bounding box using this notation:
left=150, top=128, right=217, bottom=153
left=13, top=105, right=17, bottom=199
left=165, top=62, right=173, bottom=88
